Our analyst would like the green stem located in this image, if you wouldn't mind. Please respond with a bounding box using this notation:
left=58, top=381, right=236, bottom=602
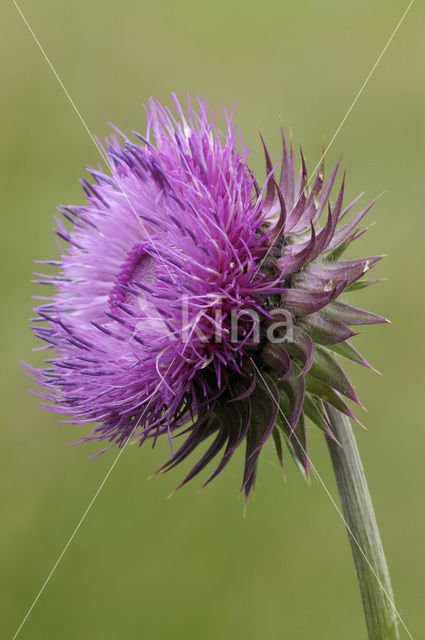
left=325, top=404, right=400, bottom=640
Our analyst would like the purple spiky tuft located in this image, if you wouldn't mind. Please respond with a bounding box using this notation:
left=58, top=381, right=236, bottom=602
left=25, top=95, right=386, bottom=501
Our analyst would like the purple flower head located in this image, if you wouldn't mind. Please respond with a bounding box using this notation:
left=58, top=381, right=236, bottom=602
left=26, top=95, right=385, bottom=500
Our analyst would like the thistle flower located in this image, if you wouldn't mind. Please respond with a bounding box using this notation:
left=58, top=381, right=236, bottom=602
left=26, top=95, right=385, bottom=500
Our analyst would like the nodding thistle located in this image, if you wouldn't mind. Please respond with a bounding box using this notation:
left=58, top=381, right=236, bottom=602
left=25, top=94, right=385, bottom=501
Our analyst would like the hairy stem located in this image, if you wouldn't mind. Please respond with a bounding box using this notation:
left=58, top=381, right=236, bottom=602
left=325, top=404, right=400, bottom=640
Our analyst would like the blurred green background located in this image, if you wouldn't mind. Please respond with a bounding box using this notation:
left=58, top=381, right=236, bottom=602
left=1, top=1, right=424, bottom=638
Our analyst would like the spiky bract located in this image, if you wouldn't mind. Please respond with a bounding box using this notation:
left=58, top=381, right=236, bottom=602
left=26, top=95, right=385, bottom=500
